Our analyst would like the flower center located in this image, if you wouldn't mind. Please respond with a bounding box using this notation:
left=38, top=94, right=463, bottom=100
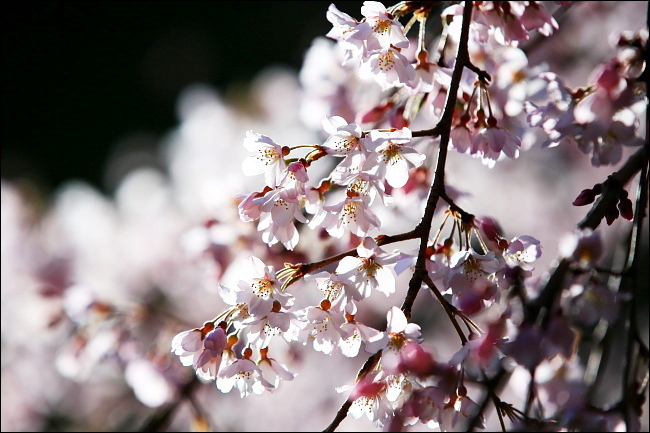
left=322, top=280, right=343, bottom=300
left=380, top=141, right=402, bottom=164
left=377, top=52, right=396, bottom=72
left=342, top=201, right=360, bottom=223
left=258, top=147, right=280, bottom=164
left=358, top=258, right=381, bottom=277
left=348, top=178, right=370, bottom=197
left=334, top=137, right=358, bottom=152
left=252, top=279, right=274, bottom=298
left=387, top=332, right=407, bottom=351
left=462, top=257, right=483, bottom=283
left=372, top=20, right=391, bottom=35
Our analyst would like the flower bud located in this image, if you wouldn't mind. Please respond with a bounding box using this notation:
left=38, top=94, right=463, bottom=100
left=605, top=204, right=619, bottom=225
left=618, top=196, right=634, bottom=220
left=572, top=188, right=596, bottom=206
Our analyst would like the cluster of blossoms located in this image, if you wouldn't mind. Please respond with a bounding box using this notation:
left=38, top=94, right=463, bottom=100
left=167, top=1, right=648, bottom=431
left=237, top=118, right=426, bottom=250
left=1, top=1, right=646, bottom=432
left=524, top=35, right=647, bottom=167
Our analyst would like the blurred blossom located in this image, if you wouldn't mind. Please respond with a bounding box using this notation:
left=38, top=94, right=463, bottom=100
left=1, top=2, right=648, bottom=432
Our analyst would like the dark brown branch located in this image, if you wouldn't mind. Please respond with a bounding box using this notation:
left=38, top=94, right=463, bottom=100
left=577, top=145, right=649, bottom=231
left=322, top=4, right=478, bottom=430
left=279, top=229, right=420, bottom=289
left=401, top=0, right=476, bottom=320
left=422, top=272, right=468, bottom=345
left=322, top=352, right=382, bottom=432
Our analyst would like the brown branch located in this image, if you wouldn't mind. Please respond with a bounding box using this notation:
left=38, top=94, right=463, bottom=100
left=422, top=272, right=468, bottom=345
left=279, top=229, right=420, bottom=289
left=401, top=0, right=476, bottom=320
left=322, top=352, right=382, bottom=432
left=322, top=2, right=478, bottom=430
left=577, top=145, right=649, bottom=231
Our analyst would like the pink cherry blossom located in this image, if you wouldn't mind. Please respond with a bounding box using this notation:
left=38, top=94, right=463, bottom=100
left=242, top=301, right=302, bottom=349
left=222, top=255, right=294, bottom=318
left=444, top=248, right=502, bottom=294
left=380, top=306, right=423, bottom=374
left=325, top=3, right=370, bottom=63
left=359, top=1, right=410, bottom=52
left=306, top=270, right=365, bottom=312
left=337, top=371, right=393, bottom=425
left=317, top=193, right=381, bottom=238
left=520, top=1, right=559, bottom=37
left=503, top=235, right=542, bottom=271
left=257, top=347, right=296, bottom=388
left=322, top=115, right=368, bottom=158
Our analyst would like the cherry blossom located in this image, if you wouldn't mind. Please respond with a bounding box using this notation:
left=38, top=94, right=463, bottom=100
left=171, top=321, right=227, bottom=380
left=336, top=237, right=399, bottom=298
left=316, top=193, right=381, bottom=238
left=337, top=371, right=393, bottom=426
left=444, top=248, right=502, bottom=294
left=325, top=3, right=370, bottom=64
left=257, top=347, right=296, bottom=388
left=220, top=255, right=294, bottom=318
left=339, top=312, right=387, bottom=357
left=471, top=120, right=522, bottom=167
left=350, top=170, right=392, bottom=206
left=216, top=348, right=275, bottom=397
left=502, top=235, right=542, bottom=271
left=194, top=325, right=228, bottom=380
left=364, top=127, right=425, bottom=188
left=321, top=115, right=369, bottom=158
left=379, top=306, right=423, bottom=374
left=241, top=130, right=287, bottom=187
left=306, top=271, right=365, bottom=313
left=253, top=186, right=307, bottom=250
left=359, top=1, right=409, bottom=52
left=242, top=300, right=302, bottom=349
left=296, top=300, right=346, bottom=355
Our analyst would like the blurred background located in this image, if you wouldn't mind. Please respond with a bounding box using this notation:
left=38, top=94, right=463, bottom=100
left=2, top=1, right=343, bottom=196
left=1, top=2, right=647, bottom=432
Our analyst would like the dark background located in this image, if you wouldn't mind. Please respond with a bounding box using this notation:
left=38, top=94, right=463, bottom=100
left=2, top=1, right=354, bottom=196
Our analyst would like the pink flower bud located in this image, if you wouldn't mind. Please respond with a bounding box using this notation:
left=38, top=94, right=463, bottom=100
left=357, top=101, right=392, bottom=124
left=350, top=376, right=385, bottom=400
left=389, top=105, right=409, bottom=129
left=572, top=188, right=596, bottom=206
left=594, top=61, right=622, bottom=93
left=398, top=342, right=435, bottom=377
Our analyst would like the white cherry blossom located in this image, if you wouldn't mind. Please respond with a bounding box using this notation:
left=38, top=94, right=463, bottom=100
left=241, top=130, right=287, bottom=187
left=364, top=127, right=425, bottom=188
left=336, top=237, right=399, bottom=297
